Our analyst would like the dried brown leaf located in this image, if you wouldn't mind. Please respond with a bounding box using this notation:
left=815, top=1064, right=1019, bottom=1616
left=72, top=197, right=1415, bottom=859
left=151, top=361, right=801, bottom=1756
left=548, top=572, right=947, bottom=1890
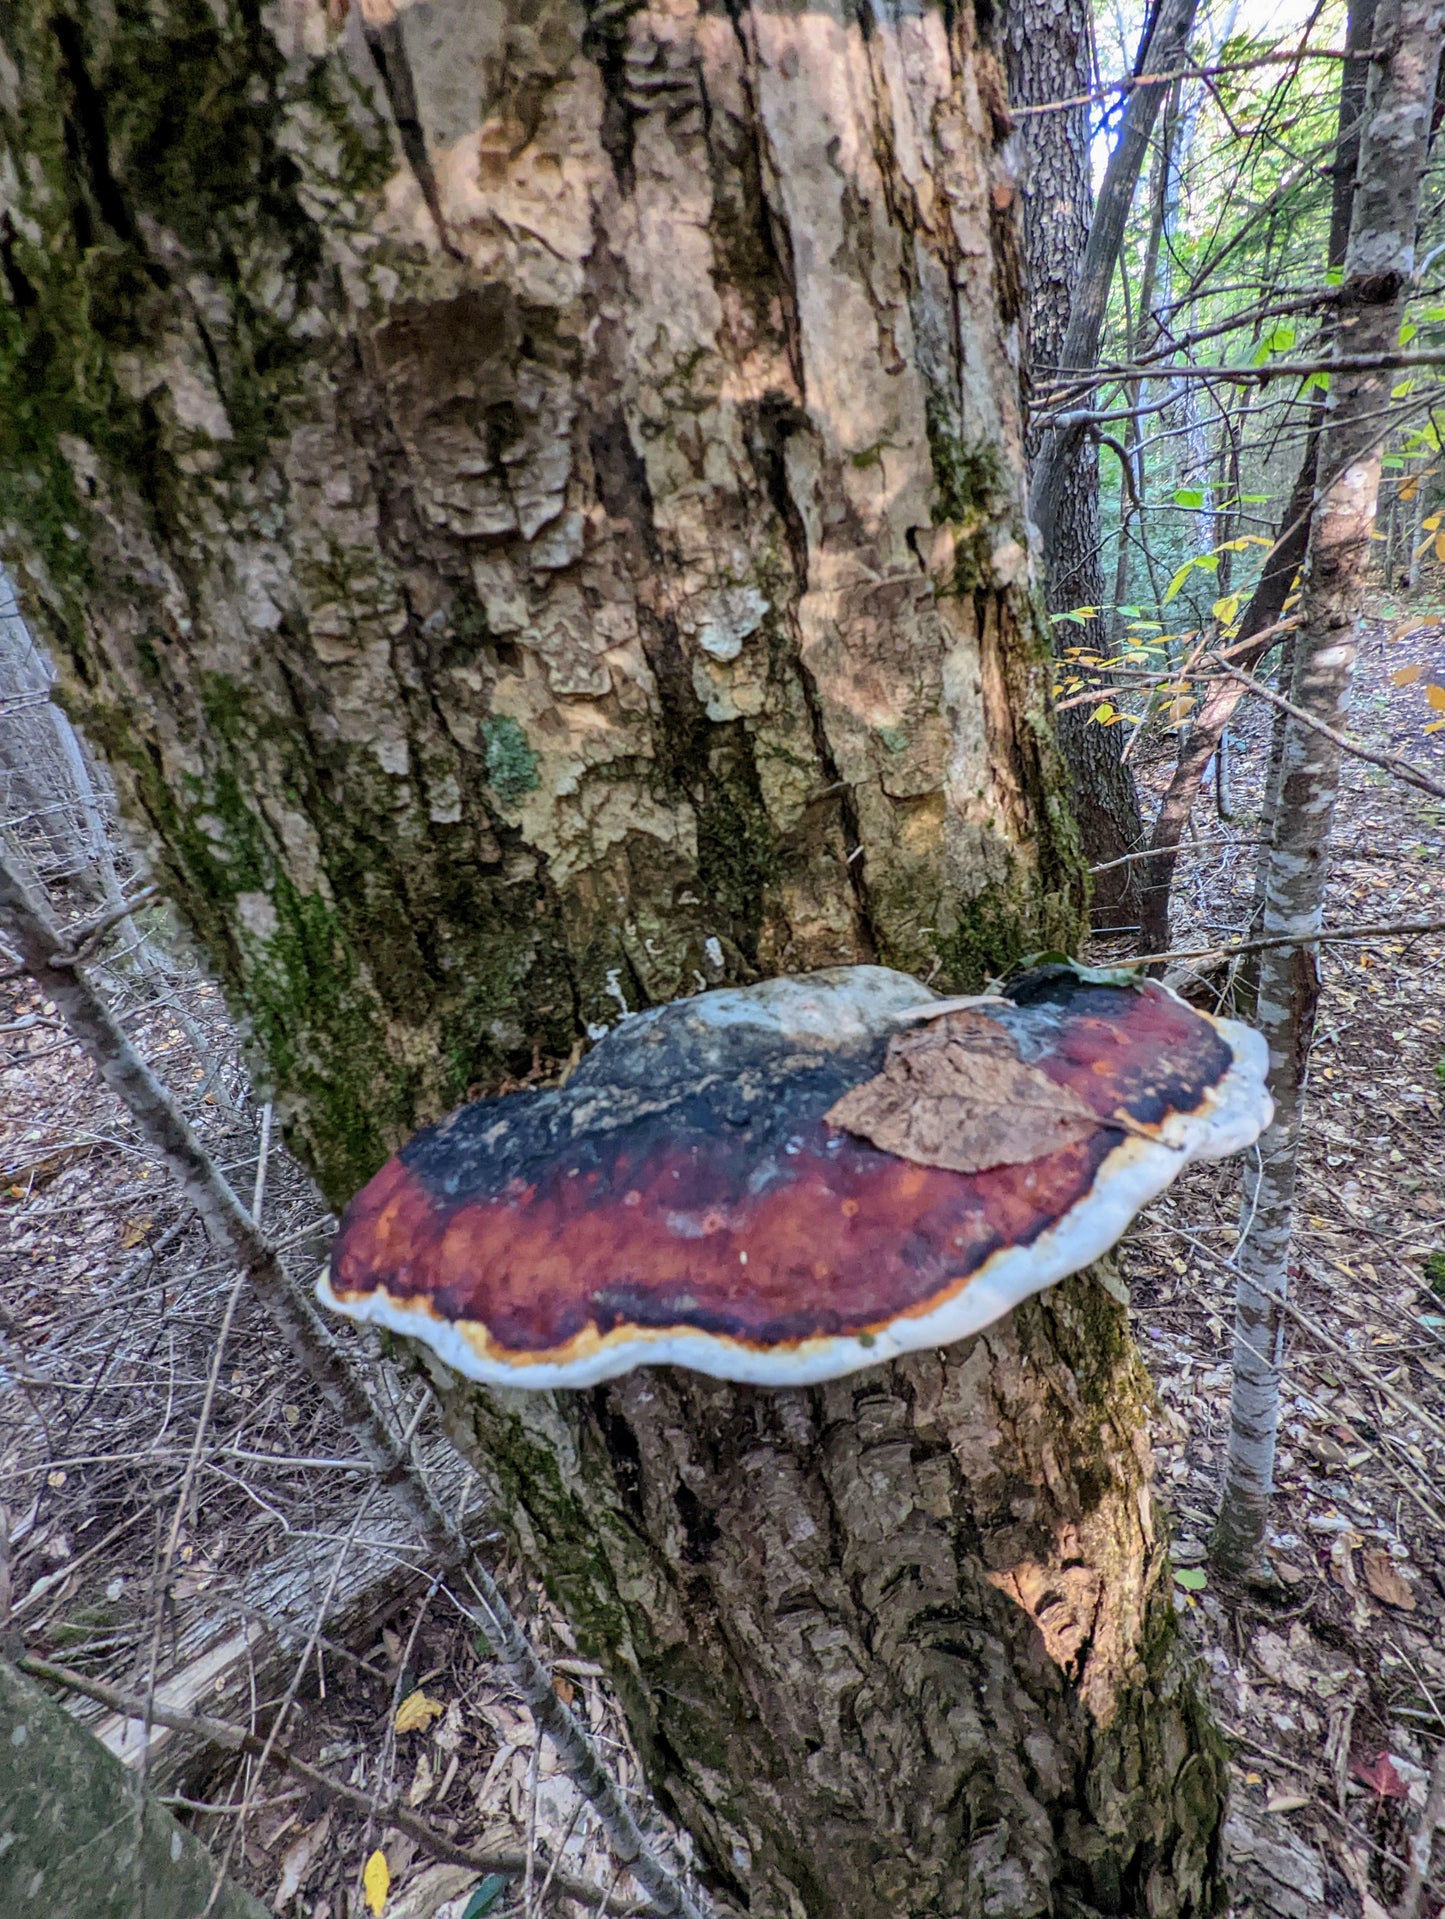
left=824, top=1009, right=1108, bottom=1174
left=1359, top=1548, right=1416, bottom=1610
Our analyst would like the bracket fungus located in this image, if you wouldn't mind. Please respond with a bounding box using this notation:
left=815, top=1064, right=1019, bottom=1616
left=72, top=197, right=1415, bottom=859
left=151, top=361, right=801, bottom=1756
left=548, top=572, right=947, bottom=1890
left=319, top=965, right=1270, bottom=1388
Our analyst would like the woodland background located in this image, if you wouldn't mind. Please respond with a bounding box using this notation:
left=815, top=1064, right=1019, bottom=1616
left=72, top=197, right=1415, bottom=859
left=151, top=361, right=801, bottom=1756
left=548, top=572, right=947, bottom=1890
left=3, top=0, right=1445, bottom=1913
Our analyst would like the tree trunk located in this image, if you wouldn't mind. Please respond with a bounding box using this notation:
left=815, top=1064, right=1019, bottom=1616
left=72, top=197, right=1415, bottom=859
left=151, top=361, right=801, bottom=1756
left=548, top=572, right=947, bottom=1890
left=1005, top=0, right=1145, bottom=925
left=1214, top=0, right=1445, bottom=1571
left=1027, top=0, right=1202, bottom=556
left=0, top=1659, right=267, bottom=1919
left=0, top=2, right=1227, bottom=1910
left=437, top=1274, right=1226, bottom=1919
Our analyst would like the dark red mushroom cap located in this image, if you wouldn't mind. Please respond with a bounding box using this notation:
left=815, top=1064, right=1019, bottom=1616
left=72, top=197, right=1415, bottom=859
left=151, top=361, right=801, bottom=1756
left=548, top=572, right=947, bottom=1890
left=318, top=966, right=1270, bottom=1387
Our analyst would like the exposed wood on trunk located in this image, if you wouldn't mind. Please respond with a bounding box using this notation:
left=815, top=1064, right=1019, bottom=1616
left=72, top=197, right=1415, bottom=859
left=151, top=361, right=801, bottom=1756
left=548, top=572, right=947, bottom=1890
left=0, top=0, right=1080, bottom=1204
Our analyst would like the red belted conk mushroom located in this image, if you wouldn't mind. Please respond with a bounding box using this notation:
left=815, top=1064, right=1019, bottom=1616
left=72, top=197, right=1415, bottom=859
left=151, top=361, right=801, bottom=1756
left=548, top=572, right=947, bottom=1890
left=319, top=965, right=1270, bottom=1387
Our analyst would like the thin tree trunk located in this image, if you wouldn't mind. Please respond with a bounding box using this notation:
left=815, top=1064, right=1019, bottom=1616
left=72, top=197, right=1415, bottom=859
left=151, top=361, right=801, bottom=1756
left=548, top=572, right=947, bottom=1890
left=0, top=3, right=1228, bottom=1908
left=1006, top=0, right=1145, bottom=921
left=1028, top=0, right=1203, bottom=555
left=1213, top=0, right=1445, bottom=1572
left=1135, top=0, right=1378, bottom=958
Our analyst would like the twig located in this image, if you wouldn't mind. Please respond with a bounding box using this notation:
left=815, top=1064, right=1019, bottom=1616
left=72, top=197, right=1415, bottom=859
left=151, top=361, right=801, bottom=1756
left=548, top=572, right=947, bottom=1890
left=1011, top=44, right=1373, bottom=118
left=47, top=885, right=161, bottom=967
left=14, top=1655, right=644, bottom=1916
left=1112, top=917, right=1445, bottom=970
left=0, top=851, right=703, bottom=1919
left=1217, top=661, right=1445, bottom=801
left=250, top=1101, right=273, bottom=1227
left=1089, top=836, right=1267, bottom=875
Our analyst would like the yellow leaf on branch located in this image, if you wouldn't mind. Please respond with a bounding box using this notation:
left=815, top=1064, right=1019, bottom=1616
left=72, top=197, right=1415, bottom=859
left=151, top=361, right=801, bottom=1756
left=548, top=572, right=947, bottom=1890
left=1433, top=530, right=1445, bottom=564
left=364, top=1849, right=390, bottom=1915
left=394, top=1689, right=445, bottom=1735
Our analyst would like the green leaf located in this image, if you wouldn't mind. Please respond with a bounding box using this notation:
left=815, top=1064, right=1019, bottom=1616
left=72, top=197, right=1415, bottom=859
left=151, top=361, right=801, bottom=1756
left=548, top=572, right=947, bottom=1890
left=1172, top=487, right=1205, bottom=509
left=1303, top=371, right=1331, bottom=394
left=1400, top=320, right=1419, bottom=346
left=462, top=1877, right=513, bottom=1919
left=1013, top=952, right=1144, bottom=990
left=1117, top=604, right=1144, bottom=617
left=1163, top=560, right=1195, bottom=604
left=1239, top=493, right=1271, bottom=503
left=1173, top=1567, right=1208, bottom=1592
left=1194, top=554, right=1219, bottom=573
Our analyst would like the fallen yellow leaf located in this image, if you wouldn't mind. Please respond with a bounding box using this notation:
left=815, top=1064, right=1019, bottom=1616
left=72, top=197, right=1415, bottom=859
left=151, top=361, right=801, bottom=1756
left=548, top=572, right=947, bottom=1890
left=1390, top=663, right=1425, bottom=685
left=394, top=1689, right=444, bottom=1736
left=363, top=1848, right=390, bottom=1915
left=1426, top=683, right=1445, bottom=710
left=120, top=1217, right=153, bottom=1249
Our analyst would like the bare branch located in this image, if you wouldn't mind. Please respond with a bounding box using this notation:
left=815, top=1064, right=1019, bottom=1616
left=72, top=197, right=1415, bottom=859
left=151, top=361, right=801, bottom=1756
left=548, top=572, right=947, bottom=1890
left=0, top=851, right=704, bottom=1919
left=15, top=1655, right=644, bottom=1916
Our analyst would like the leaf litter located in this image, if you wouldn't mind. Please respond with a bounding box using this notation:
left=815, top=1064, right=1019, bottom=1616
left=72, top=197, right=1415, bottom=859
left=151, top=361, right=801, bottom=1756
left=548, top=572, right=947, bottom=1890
left=1098, top=608, right=1445, bottom=1919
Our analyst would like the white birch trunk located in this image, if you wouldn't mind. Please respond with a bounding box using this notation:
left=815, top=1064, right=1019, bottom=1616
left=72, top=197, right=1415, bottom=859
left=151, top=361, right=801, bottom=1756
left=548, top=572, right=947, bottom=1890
left=1213, top=0, right=1445, bottom=1570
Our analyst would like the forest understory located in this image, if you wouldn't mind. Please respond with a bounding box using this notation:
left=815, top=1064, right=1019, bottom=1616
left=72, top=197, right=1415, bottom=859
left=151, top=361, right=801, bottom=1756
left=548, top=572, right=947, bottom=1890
left=3, top=608, right=1444, bottom=1919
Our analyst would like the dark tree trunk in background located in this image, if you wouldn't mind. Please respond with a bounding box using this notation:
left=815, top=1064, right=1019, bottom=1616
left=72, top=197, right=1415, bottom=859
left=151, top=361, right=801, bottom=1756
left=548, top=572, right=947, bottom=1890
left=0, top=1, right=1225, bottom=1911
left=1006, top=0, right=1146, bottom=926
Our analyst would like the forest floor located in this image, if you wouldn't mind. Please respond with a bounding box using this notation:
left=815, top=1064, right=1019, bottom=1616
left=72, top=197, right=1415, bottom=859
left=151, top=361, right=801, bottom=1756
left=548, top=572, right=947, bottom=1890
left=2, top=613, right=1443, bottom=1919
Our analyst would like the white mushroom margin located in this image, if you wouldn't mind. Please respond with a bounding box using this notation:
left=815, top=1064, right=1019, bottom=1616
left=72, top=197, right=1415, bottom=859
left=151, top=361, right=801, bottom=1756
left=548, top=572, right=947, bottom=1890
left=317, top=971, right=1272, bottom=1391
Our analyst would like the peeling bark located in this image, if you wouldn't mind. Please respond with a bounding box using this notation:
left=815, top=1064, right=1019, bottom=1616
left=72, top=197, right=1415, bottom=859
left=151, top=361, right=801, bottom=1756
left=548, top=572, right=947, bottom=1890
left=0, top=0, right=1079, bottom=1199
left=0, top=3, right=1227, bottom=1909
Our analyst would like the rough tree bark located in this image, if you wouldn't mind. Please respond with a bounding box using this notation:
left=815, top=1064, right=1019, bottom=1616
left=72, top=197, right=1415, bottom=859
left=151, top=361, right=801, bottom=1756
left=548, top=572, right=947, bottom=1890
left=1005, top=0, right=1146, bottom=924
left=0, top=2, right=1226, bottom=1912
left=1214, top=0, right=1445, bottom=1570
